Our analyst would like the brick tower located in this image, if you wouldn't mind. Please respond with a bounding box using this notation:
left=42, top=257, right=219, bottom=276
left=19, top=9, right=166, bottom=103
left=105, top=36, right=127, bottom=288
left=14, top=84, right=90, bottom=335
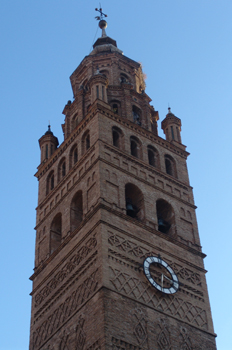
left=29, top=12, right=217, bottom=350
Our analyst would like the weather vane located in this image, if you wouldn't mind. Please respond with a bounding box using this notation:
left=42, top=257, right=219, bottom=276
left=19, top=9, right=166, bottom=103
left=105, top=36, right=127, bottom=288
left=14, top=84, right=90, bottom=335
left=95, top=5, right=108, bottom=21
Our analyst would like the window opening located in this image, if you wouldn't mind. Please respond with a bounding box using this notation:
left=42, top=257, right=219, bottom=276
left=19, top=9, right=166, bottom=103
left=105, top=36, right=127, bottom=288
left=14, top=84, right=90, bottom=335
left=132, top=106, right=141, bottom=126
left=171, top=126, right=174, bottom=140
left=113, top=104, right=118, bottom=114
left=125, top=183, right=144, bottom=221
left=156, top=199, right=174, bottom=234
left=74, top=148, right=78, bottom=164
left=86, top=134, right=90, bottom=150
left=120, top=74, right=129, bottom=83
left=165, top=158, right=173, bottom=176
left=176, top=126, right=180, bottom=142
left=126, top=198, right=138, bottom=218
left=62, top=162, right=66, bottom=177
left=50, top=175, right=54, bottom=190
left=45, top=144, right=48, bottom=159
left=113, top=131, right=120, bottom=148
left=46, top=171, right=55, bottom=195
left=50, top=214, right=62, bottom=254
left=131, top=140, right=138, bottom=158
left=70, top=191, right=83, bottom=232
left=148, top=149, right=155, bottom=166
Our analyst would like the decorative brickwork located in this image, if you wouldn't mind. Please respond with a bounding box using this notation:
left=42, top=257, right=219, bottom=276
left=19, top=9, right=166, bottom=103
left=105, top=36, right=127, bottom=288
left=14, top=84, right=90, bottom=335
left=30, top=20, right=216, bottom=350
left=108, top=231, right=203, bottom=289
left=111, top=337, right=141, bottom=350
left=133, top=308, right=148, bottom=347
left=32, top=269, right=98, bottom=349
left=34, top=235, right=97, bottom=307
left=157, top=319, right=171, bottom=350
left=179, top=327, right=193, bottom=350
left=109, top=266, right=208, bottom=330
left=87, top=339, right=101, bottom=350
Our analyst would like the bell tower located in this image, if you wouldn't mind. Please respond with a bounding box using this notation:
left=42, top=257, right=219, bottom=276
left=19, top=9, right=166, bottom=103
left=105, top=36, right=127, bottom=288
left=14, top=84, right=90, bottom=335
left=29, top=10, right=216, bottom=350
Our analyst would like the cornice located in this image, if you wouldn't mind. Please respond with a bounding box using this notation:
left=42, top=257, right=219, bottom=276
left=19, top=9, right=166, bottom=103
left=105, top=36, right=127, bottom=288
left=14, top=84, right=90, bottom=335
left=99, top=204, right=205, bottom=260
left=103, top=143, right=190, bottom=189
left=35, top=96, right=188, bottom=182
left=100, top=146, right=195, bottom=211
left=30, top=207, right=101, bottom=282
left=35, top=147, right=97, bottom=212
left=31, top=200, right=205, bottom=283
left=35, top=110, right=98, bottom=179
left=94, top=103, right=189, bottom=159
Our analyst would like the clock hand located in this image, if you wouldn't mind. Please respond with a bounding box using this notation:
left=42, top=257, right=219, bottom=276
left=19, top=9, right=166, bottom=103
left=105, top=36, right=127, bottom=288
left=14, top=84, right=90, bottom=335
left=163, top=274, right=173, bottom=282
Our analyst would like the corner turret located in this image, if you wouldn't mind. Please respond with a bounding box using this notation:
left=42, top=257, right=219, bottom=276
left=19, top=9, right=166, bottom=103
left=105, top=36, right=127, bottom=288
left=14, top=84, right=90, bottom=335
left=161, top=108, right=182, bottom=143
left=38, top=125, right=59, bottom=163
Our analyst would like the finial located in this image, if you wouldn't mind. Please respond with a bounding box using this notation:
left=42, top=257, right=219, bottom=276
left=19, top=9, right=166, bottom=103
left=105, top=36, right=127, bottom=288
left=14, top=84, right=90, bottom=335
left=168, top=107, right=171, bottom=113
left=45, top=123, right=53, bottom=135
left=95, top=6, right=108, bottom=38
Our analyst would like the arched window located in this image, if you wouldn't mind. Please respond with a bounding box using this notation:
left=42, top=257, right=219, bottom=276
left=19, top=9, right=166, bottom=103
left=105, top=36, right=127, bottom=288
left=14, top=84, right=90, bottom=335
left=70, top=191, right=83, bottom=232
left=120, top=73, right=129, bottom=84
left=100, top=70, right=109, bottom=79
left=113, top=130, right=119, bottom=147
left=110, top=100, right=121, bottom=115
left=46, top=171, right=55, bottom=195
left=147, top=146, right=160, bottom=168
left=132, top=105, right=142, bottom=126
left=82, top=130, right=90, bottom=155
left=130, top=136, right=142, bottom=159
left=125, top=183, right=145, bottom=221
left=74, top=148, right=78, bottom=163
left=112, top=126, right=124, bottom=149
left=62, top=162, right=66, bottom=177
left=113, top=104, right=118, bottom=114
left=71, top=114, right=78, bottom=131
left=156, top=199, right=175, bottom=234
left=69, top=144, right=78, bottom=170
left=50, top=213, right=62, bottom=254
left=86, top=134, right=90, bottom=150
left=58, top=158, right=66, bottom=182
left=165, top=154, right=177, bottom=178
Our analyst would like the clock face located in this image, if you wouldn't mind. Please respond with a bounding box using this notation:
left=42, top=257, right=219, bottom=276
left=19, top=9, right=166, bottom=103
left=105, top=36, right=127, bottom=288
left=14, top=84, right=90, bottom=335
left=143, top=256, right=179, bottom=294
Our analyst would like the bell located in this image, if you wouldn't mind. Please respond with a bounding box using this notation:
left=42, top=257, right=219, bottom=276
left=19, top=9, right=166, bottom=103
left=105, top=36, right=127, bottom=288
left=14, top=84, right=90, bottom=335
left=158, top=218, right=170, bottom=233
left=126, top=200, right=137, bottom=218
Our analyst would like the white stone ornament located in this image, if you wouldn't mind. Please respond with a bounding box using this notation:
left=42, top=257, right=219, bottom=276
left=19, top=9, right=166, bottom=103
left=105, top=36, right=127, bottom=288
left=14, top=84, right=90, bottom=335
left=143, top=256, right=179, bottom=294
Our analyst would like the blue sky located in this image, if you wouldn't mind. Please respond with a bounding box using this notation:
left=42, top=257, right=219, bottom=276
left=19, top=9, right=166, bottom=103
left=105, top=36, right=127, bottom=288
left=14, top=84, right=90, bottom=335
left=0, top=1, right=231, bottom=349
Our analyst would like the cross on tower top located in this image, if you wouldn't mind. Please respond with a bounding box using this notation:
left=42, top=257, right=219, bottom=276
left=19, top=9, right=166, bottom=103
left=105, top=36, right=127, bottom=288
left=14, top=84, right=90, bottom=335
left=95, top=6, right=108, bottom=21
left=95, top=6, right=108, bottom=38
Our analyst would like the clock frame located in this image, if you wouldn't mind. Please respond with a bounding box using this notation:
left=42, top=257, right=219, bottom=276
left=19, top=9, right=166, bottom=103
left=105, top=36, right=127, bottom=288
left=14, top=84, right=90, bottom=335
left=143, top=256, right=179, bottom=294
